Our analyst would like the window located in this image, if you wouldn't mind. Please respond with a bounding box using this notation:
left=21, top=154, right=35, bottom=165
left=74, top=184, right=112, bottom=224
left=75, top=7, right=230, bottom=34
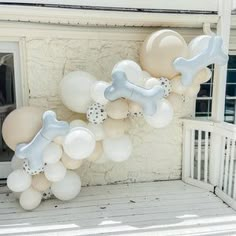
left=195, top=55, right=236, bottom=123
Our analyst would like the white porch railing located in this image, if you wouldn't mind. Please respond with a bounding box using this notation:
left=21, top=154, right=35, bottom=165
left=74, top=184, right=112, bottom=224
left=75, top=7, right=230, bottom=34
left=183, top=119, right=236, bottom=210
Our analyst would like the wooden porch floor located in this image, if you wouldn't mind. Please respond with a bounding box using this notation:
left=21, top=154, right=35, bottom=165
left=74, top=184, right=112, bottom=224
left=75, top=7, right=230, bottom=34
left=0, top=180, right=236, bottom=236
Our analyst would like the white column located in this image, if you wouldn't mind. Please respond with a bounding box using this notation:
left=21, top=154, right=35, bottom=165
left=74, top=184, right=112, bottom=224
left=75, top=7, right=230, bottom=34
left=209, top=0, right=232, bottom=185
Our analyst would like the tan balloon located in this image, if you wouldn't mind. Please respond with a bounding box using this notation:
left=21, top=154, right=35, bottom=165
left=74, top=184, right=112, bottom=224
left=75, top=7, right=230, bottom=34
left=140, top=30, right=188, bottom=78
left=193, top=68, right=212, bottom=85
left=32, top=173, right=51, bottom=192
left=2, top=106, right=44, bottom=150
left=128, top=101, right=143, bottom=117
left=61, top=153, right=83, bottom=170
left=103, top=118, right=127, bottom=138
left=106, top=99, right=129, bottom=119
left=167, top=93, right=184, bottom=113
left=171, top=76, right=187, bottom=95
left=185, top=85, right=201, bottom=97
left=87, top=141, right=103, bottom=162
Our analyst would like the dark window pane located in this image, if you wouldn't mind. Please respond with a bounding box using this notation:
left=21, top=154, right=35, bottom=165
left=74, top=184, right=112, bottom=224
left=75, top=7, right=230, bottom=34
left=226, top=84, right=236, bottom=97
left=198, top=84, right=211, bottom=97
left=226, top=69, right=236, bottom=84
left=227, top=55, right=236, bottom=69
left=224, top=99, right=236, bottom=123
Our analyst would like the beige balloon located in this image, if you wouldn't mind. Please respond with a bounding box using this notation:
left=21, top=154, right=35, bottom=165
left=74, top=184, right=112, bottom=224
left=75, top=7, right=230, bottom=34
left=2, top=106, right=44, bottom=150
left=140, top=30, right=188, bottom=78
left=87, top=141, right=103, bottom=162
left=193, top=68, right=212, bottom=85
left=185, top=85, right=201, bottom=97
left=170, top=76, right=187, bottom=95
left=61, top=153, right=83, bottom=170
left=32, top=173, right=51, bottom=192
left=167, top=93, right=184, bottom=113
left=103, top=118, right=127, bottom=138
left=106, top=99, right=129, bottom=120
left=128, top=101, right=143, bottom=117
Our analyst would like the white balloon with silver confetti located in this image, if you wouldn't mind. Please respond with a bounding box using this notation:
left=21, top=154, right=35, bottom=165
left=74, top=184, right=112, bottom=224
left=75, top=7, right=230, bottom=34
left=23, top=160, right=45, bottom=176
left=158, top=77, right=172, bottom=98
left=86, top=103, right=107, bottom=125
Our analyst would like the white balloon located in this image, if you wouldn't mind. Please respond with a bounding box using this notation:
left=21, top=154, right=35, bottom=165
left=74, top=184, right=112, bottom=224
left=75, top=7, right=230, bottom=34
left=44, top=161, right=67, bottom=182
left=90, top=81, right=110, bottom=105
left=144, top=99, right=174, bottom=128
left=63, top=127, right=96, bottom=160
left=145, top=78, right=162, bottom=89
left=103, top=135, right=132, bottom=162
left=70, top=119, right=87, bottom=129
left=11, top=155, right=24, bottom=170
left=20, top=187, right=42, bottom=210
left=7, top=169, right=32, bottom=192
left=51, top=171, right=81, bottom=201
left=87, top=123, right=105, bottom=141
left=43, top=143, right=62, bottom=164
left=59, top=71, right=96, bottom=113
left=112, top=60, right=143, bottom=86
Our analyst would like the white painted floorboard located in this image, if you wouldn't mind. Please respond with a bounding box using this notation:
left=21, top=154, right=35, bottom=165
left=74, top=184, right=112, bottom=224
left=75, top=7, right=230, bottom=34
left=0, top=180, right=236, bottom=236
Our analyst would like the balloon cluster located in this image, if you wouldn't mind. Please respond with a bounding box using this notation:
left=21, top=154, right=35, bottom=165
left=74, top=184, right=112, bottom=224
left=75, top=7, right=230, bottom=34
left=2, top=29, right=228, bottom=211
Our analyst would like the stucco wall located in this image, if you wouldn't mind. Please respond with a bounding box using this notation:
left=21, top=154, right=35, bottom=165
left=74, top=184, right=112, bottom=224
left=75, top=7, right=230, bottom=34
left=25, top=27, right=195, bottom=186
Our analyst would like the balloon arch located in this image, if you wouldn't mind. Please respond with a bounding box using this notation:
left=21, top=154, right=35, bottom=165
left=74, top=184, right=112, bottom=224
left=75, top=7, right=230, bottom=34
left=2, top=30, right=228, bottom=210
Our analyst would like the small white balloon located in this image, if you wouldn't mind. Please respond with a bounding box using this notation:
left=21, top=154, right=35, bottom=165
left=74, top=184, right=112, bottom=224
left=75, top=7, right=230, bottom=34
left=70, top=119, right=87, bottom=129
left=51, top=171, right=81, bottom=201
left=11, top=155, right=24, bottom=170
left=103, top=135, right=132, bottom=162
left=43, top=143, right=63, bottom=164
left=144, top=99, right=174, bottom=128
left=112, top=60, right=143, bottom=86
left=7, top=169, right=32, bottom=192
left=44, top=161, right=67, bottom=182
left=90, top=81, right=110, bottom=105
left=63, top=127, right=96, bottom=160
left=20, top=187, right=42, bottom=211
left=145, top=78, right=162, bottom=89
left=87, top=123, right=105, bottom=141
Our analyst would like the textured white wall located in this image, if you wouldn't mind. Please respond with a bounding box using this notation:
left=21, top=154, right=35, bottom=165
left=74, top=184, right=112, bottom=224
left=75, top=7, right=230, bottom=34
left=25, top=28, right=195, bottom=186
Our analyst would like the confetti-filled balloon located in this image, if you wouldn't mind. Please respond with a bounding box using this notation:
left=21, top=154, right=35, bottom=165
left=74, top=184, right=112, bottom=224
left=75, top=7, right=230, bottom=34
left=86, top=103, right=107, bottom=124
left=23, top=160, right=44, bottom=176
left=158, top=77, right=172, bottom=97
left=42, top=188, right=53, bottom=200
left=51, top=171, right=81, bottom=201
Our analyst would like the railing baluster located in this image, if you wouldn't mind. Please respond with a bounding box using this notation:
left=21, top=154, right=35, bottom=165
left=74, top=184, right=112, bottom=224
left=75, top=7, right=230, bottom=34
left=204, top=131, right=209, bottom=183
left=190, top=129, right=195, bottom=179
left=197, top=130, right=202, bottom=181
left=219, top=136, right=226, bottom=190
left=228, top=139, right=235, bottom=197
left=223, top=138, right=231, bottom=193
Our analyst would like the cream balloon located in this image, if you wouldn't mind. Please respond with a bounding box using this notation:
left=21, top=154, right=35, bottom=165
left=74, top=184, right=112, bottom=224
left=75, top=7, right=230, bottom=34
left=103, top=118, right=126, bottom=138
left=7, top=169, right=32, bottom=192
left=61, top=153, right=83, bottom=170
left=140, top=30, right=188, bottom=78
left=51, top=171, right=81, bottom=201
left=171, top=76, right=187, bottom=95
left=11, top=155, right=24, bottom=170
left=53, top=136, right=65, bottom=146
left=63, top=127, right=96, bottom=160
left=167, top=93, right=184, bottom=113
left=90, top=81, right=110, bottom=105
left=144, top=99, right=174, bottom=128
left=112, top=60, right=143, bottom=86
left=59, top=71, right=96, bottom=113
left=128, top=101, right=143, bottom=117
left=103, top=135, right=132, bottom=162
left=94, top=153, right=109, bottom=164
left=106, top=99, right=129, bottom=119
left=44, top=161, right=66, bottom=182
left=87, top=123, right=105, bottom=141
left=145, top=78, right=162, bottom=89
left=19, top=187, right=42, bottom=211
left=2, top=106, right=44, bottom=150
left=43, top=143, right=62, bottom=164
left=193, top=68, right=212, bottom=85
left=185, top=85, right=201, bottom=97
left=70, top=119, right=87, bottom=129
left=32, top=173, right=51, bottom=192
left=87, top=141, right=103, bottom=162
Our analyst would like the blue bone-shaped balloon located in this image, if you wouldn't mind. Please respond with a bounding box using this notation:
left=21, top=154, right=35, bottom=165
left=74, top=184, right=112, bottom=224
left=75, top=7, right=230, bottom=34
left=173, top=36, right=228, bottom=87
left=104, top=71, right=164, bottom=116
left=15, top=111, right=70, bottom=172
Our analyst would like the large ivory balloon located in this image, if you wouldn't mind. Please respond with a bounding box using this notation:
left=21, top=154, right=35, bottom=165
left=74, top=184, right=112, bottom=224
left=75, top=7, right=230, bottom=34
left=112, top=60, right=143, bottom=86
left=7, top=169, right=32, bottom=192
left=43, top=143, right=62, bottom=164
left=59, top=71, right=96, bottom=113
left=140, top=30, right=188, bottom=78
left=2, top=106, right=44, bottom=150
left=144, top=99, right=174, bottom=128
left=63, top=127, right=96, bottom=160
left=20, top=187, right=42, bottom=210
left=61, top=153, right=83, bottom=170
left=32, top=173, right=51, bottom=192
left=90, top=81, right=110, bottom=105
left=103, top=135, right=132, bottom=162
left=106, top=99, right=129, bottom=119
left=103, top=118, right=127, bottom=138
left=87, top=141, right=103, bottom=162
left=87, top=123, right=105, bottom=141
left=51, top=171, right=81, bottom=201
left=44, top=161, right=67, bottom=182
